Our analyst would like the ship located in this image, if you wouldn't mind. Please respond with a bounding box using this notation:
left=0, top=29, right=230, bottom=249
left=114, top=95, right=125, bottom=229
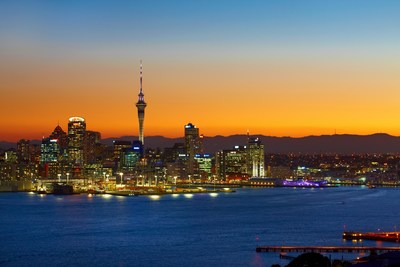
left=51, top=183, right=74, bottom=195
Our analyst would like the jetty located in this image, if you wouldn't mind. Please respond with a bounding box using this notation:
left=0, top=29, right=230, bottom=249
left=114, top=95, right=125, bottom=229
left=256, top=246, right=400, bottom=254
left=343, top=231, right=400, bottom=242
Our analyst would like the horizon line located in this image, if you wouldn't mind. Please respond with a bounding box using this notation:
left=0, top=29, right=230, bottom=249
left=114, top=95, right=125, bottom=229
left=1, top=132, right=398, bottom=143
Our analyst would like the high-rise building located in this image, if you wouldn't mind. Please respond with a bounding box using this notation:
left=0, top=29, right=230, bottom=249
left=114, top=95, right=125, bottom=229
left=247, top=137, right=265, bottom=177
left=50, top=124, right=68, bottom=153
left=84, top=131, right=101, bottom=164
left=194, top=154, right=212, bottom=181
left=68, top=116, right=86, bottom=164
left=113, top=140, right=132, bottom=161
left=17, top=139, right=31, bottom=163
left=184, top=123, right=202, bottom=177
left=120, top=145, right=141, bottom=173
left=135, top=61, right=147, bottom=146
left=40, top=138, right=60, bottom=179
left=215, top=145, right=248, bottom=181
left=40, top=138, right=60, bottom=163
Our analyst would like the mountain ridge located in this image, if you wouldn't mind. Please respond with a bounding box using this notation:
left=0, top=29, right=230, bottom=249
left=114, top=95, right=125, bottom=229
left=1, top=133, right=400, bottom=154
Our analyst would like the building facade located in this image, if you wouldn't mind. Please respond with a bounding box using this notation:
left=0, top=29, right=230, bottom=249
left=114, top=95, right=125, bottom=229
left=68, top=116, right=86, bottom=165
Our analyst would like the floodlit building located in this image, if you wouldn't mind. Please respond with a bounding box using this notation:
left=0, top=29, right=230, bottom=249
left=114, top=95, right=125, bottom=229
left=247, top=137, right=265, bottom=177
left=68, top=116, right=86, bottom=164
left=184, top=123, right=202, bottom=177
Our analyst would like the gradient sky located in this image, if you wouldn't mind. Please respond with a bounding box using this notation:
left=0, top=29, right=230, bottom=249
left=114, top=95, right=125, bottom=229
left=1, top=0, right=400, bottom=141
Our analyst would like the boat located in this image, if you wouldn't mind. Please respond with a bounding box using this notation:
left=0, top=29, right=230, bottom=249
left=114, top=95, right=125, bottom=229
left=36, top=186, right=49, bottom=194
left=51, top=183, right=74, bottom=195
left=368, top=184, right=376, bottom=189
left=282, top=179, right=328, bottom=187
left=37, top=188, right=47, bottom=194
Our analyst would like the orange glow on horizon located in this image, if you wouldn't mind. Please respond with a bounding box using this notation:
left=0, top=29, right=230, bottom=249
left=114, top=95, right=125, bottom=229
left=1, top=57, right=400, bottom=142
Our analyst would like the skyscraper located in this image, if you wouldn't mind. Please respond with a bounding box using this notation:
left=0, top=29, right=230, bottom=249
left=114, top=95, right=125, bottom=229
left=49, top=124, right=68, bottom=153
left=136, top=61, right=147, bottom=146
left=184, top=123, right=202, bottom=178
left=247, top=137, right=265, bottom=177
left=68, top=116, right=86, bottom=164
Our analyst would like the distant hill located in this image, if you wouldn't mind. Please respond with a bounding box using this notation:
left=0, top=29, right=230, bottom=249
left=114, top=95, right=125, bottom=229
left=100, top=136, right=184, bottom=149
left=0, top=141, right=17, bottom=150
left=2, top=133, right=400, bottom=154
left=102, top=133, right=400, bottom=154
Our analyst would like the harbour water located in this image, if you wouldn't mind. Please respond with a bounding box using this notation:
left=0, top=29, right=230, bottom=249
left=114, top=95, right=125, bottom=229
left=1, top=186, right=399, bottom=266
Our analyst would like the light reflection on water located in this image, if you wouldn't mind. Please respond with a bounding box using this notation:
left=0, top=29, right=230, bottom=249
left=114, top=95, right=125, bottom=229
left=0, top=187, right=399, bottom=267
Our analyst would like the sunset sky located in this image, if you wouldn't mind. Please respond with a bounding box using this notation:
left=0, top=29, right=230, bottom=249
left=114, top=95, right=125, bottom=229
left=1, top=1, right=400, bottom=141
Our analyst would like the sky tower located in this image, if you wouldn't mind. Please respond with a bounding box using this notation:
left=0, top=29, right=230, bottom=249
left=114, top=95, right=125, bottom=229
left=136, top=61, right=147, bottom=145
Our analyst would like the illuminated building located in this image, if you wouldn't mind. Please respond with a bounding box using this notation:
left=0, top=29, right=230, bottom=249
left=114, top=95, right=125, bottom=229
left=247, top=137, right=265, bottom=177
left=163, top=143, right=186, bottom=163
left=40, top=138, right=59, bottom=163
left=194, top=154, right=212, bottom=181
left=135, top=61, right=147, bottom=146
left=17, top=139, right=31, bottom=163
left=50, top=124, right=68, bottom=153
left=113, top=140, right=132, bottom=161
left=4, top=150, right=17, bottom=163
left=84, top=130, right=101, bottom=164
left=40, top=138, right=60, bottom=179
left=120, top=143, right=142, bottom=173
left=184, top=123, right=202, bottom=178
left=164, top=143, right=187, bottom=181
left=216, top=146, right=248, bottom=181
left=68, top=116, right=86, bottom=164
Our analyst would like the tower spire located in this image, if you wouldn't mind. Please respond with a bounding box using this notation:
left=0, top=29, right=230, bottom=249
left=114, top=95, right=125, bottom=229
left=138, top=60, right=145, bottom=103
left=140, top=60, right=143, bottom=94
left=136, top=60, right=147, bottom=146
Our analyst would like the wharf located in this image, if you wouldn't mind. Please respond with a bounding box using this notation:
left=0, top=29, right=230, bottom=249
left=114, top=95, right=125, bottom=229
left=103, top=188, right=235, bottom=197
left=256, top=246, right=400, bottom=254
left=343, top=231, right=400, bottom=242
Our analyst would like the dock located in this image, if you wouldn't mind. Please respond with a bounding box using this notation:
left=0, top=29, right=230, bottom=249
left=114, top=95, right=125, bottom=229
left=343, top=231, right=400, bottom=243
left=256, top=246, right=400, bottom=254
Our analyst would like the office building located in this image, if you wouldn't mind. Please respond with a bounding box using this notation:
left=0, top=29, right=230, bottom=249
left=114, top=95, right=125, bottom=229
left=68, top=116, right=86, bottom=164
left=247, top=137, right=265, bottom=177
left=184, top=123, right=202, bottom=177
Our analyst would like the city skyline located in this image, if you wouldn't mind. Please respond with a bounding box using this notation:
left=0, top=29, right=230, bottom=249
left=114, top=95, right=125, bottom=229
left=1, top=1, right=400, bottom=142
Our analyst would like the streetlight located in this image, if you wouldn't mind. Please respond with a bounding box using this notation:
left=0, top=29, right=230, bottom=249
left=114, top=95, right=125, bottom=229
left=66, top=172, right=70, bottom=184
left=103, top=172, right=106, bottom=182
left=106, top=174, right=109, bottom=182
left=57, top=173, right=61, bottom=182
left=119, top=172, right=123, bottom=185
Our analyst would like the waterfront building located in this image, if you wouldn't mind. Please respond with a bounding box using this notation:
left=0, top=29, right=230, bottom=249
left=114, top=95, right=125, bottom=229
left=184, top=123, right=202, bottom=178
left=215, top=145, right=248, bottom=181
left=145, top=148, right=165, bottom=185
left=40, top=138, right=60, bottom=179
left=120, top=143, right=142, bottom=173
left=194, top=154, right=212, bottom=181
left=247, top=137, right=265, bottom=177
left=135, top=61, right=147, bottom=146
left=164, top=143, right=187, bottom=181
left=68, top=116, right=86, bottom=165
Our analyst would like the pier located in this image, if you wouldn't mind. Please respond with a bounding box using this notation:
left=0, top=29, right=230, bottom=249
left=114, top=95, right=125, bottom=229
left=343, top=231, right=400, bottom=242
left=256, top=246, right=400, bottom=254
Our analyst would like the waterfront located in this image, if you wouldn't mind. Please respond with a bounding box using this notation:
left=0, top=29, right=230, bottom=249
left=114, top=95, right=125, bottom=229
left=1, top=187, right=399, bottom=266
